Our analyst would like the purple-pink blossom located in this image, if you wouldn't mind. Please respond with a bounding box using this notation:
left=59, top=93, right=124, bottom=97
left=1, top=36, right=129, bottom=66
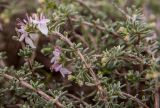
left=16, top=13, right=50, bottom=48
left=32, top=14, right=50, bottom=36
left=17, top=14, right=33, bottom=27
left=51, top=63, right=71, bottom=78
left=50, top=47, right=71, bottom=77
left=17, top=17, right=36, bottom=49
left=50, top=47, right=61, bottom=64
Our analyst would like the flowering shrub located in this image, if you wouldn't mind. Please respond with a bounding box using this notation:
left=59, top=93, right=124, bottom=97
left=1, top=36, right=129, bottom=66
left=0, top=0, right=160, bottom=108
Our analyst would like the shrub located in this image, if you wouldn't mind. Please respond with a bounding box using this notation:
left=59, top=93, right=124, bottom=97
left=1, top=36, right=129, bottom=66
left=0, top=0, right=160, bottom=108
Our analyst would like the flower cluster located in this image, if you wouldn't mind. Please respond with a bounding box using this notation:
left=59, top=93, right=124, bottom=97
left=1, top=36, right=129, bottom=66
left=50, top=47, right=71, bottom=77
left=16, top=14, right=50, bottom=49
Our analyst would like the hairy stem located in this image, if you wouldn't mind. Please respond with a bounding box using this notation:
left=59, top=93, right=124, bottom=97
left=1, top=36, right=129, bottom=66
left=52, top=31, right=150, bottom=108
left=71, top=18, right=126, bottom=42
left=122, top=92, right=149, bottom=108
left=3, top=73, right=64, bottom=108
left=52, top=31, right=108, bottom=101
left=0, top=59, right=64, bottom=108
left=66, top=93, right=90, bottom=107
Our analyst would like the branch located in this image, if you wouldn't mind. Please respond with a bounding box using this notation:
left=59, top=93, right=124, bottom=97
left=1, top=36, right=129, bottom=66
left=20, top=42, right=33, bottom=70
left=50, top=32, right=149, bottom=108
left=3, top=73, right=64, bottom=108
left=0, top=59, right=64, bottom=108
left=52, top=31, right=108, bottom=101
left=122, top=92, right=149, bottom=108
left=71, top=18, right=125, bottom=41
left=66, top=93, right=90, bottom=107
left=113, top=3, right=132, bottom=20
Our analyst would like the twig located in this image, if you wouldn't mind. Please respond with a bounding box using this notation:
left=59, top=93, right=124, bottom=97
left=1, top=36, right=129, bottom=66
left=122, top=92, right=149, bottom=108
left=71, top=18, right=105, bottom=31
left=71, top=18, right=125, bottom=41
left=52, top=31, right=108, bottom=101
left=113, top=3, right=132, bottom=20
left=66, top=93, right=90, bottom=107
left=73, top=32, right=89, bottom=47
left=3, top=73, right=64, bottom=108
left=21, top=42, right=33, bottom=70
left=0, top=59, right=64, bottom=108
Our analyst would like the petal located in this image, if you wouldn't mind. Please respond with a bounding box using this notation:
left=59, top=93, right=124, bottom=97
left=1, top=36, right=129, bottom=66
left=32, top=20, right=39, bottom=24
left=60, top=68, right=71, bottom=77
left=23, top=19, right=27, bottom=24
left=29, top=33, right=38, bottom=41
left=53, top=52, right=60, bottom=58
left=60, top=71, right=65, bottom=78
left=17, top=27, right=25, bottom=33
left=19, top=33, right=26, bottom=41
left=54, top=64, right=62, bottom=72
left=53, top=49, right=61, bottom=56
left=25, top=37, right=36, bottom=49
left=17, top=29, right=23, bottom=33
left=37, top=24, right=48, bottom=36
left=40, top=19, right=50, bottom=23
left=50, top=57, right=55, bottom=63
left=29, top=17, right=33, bottom=23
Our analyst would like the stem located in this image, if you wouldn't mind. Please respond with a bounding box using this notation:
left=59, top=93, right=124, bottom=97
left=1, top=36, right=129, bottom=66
left=122, top=92, right=149, bottom=108
left=0, top=60, right=64, bottom=108
left=3, top=73, right=64, bottom=108
left=71, top=18, right=126, bottom=42
left=113, top=3, right=132, bottom=20
left=52, top=31, right=108, bottom=101
left=66, top=93, right=90, bottom=107
left=21, top=42, right=33, bottom=70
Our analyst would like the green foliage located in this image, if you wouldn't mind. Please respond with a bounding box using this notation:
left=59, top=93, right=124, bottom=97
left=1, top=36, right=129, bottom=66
left=0, top=0, right=160, bottom=108
left=18, top=46, right=32, bottom=58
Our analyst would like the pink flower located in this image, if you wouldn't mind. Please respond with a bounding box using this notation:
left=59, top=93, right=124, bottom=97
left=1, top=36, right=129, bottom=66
left=17, top=14, right=33, bottom=27
left=17, top=25, right=36, bottom=49
left=50, top=47, right=61, bottom=64
left=32, top=14, right=50, bottom=36
left=51, top=63, right=71, bottom=77
left=50, top=47, right=71, bottom=77
left=16, top=15, right=36, bottom=49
